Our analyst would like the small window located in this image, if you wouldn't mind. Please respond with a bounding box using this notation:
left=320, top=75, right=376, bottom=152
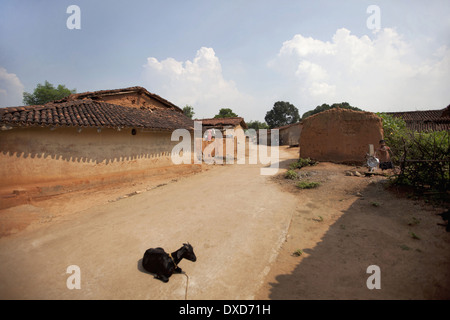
left=131, top=128, right=137, bottom=135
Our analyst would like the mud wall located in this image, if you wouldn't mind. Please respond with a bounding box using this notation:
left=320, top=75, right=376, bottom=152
left=279, top=123, right=302, bottom=146
left=99, top=92, right=170, bottom=110
left=299, top=108, right=383, bottom=164
left=0, top=127, right=194, bottom=190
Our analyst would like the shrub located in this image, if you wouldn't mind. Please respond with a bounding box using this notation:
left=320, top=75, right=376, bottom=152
left=285, top=169, right=298, bottom=180
left=377, top=113, right=449, bottom=193
left=289, top=158, right=317, bottom=170
left=397, top=130, right=449, bottom=191
left=296, top=181, right=320, bottom=189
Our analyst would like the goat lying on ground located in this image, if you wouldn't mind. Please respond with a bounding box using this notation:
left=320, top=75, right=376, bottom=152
left=142, top=243, right=197, bottom=282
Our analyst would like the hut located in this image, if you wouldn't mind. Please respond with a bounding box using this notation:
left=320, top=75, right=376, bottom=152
left=299, top=108, right=383, bottom=164
left=0, top=87, right=197, bottom=199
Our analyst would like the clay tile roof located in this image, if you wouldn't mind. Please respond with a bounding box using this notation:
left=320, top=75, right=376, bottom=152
left=385, top=105, right=450, bottom=132
left=197, top=117, right=247, bottom=129
left=0, top=99, right=194, bottom=131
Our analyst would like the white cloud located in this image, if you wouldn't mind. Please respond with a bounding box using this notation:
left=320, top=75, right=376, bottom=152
left=142, top=47, right=256, bottom=119
left=270, top=28, right=450, bottom=113
left=0, top=67, right=24, bottom=107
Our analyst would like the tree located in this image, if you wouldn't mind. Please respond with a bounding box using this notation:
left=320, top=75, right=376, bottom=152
left=214, top=108, right=238, bottom=118
left=23, top=81, right=76, bottom=105
left=302, top=102, right=362, bottom=119
left=265, top=101, right=300, bottom=128
left=246, top=120, right=270, bottom=130
left=182, top=105, right=195, bottom=119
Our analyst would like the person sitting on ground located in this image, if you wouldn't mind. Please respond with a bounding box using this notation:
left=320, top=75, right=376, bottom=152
left=375, top=139, right=394, bottom=171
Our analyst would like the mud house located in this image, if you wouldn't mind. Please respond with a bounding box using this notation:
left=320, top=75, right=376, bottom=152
left=0, top=87, right=197, bottom=196
left=299, top=108, right=383, bottom=164
left=275, top=122, right=302, bottom=147
left=196, top=117, right=248, bottom=161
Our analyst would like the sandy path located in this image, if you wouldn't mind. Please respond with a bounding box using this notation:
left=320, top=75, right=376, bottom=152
left=0, top=147, right=299, bottom=300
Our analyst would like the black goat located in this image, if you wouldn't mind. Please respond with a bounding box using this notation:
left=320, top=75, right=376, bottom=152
left=142, top=243, right=196, bottom=282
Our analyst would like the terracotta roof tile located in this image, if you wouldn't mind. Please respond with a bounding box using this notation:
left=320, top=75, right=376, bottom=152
left=385, top=105, right=450, bottom=132
left=0, top=99, right=194, bottom=131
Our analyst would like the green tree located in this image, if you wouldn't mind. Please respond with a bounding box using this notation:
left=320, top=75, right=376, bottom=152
left=302, top=102, right=362, bottom=120
left=265, top=101, right=300, bottom=128
left=214, top=108, right=238, bottom=118
left=246, top=120, right=270, bottom=130
left=23, top=80, right=76, bottom=105
left=182, top=105, right=195, bottom=119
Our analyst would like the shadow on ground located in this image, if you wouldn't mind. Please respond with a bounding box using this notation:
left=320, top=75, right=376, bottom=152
left=267, top=181, right=450, bottom=300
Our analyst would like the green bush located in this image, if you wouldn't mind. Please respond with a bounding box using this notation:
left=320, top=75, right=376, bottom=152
left=285, top=169, right=298, bottom=180
left=398, top=130, right=449, bottom=191
left=376, top=113, right=408, bottom=164
left=377, top=113, right=449, bottom=192
left=289, top=158, right=317, bottom=170
left=296, top=181, right=321, bottom=189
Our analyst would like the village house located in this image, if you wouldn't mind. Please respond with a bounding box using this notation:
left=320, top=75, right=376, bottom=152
left=385, top=105, right=450, bottom=132
left=196, top=117, right=248, bottom=161
left=0, top=86, right=198, bottom=202
left=199, top=117, right=248, bottom=134
left=299, top=108, right=384, bottom=164
left=275, top=122, right=302, bottom=147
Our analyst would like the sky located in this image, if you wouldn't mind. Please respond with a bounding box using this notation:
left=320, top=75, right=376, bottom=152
left=1, top=0, right=449, bottom=122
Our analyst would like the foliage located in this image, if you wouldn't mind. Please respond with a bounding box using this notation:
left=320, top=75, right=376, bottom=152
left=182, top=105, right=195, bottom=119
left=214, top=108, right=238, bottom=118
left=23, top=80, right=76, bottom=105
left=289, top=158, right=317, bottom=170
left=265, top=101, right=300, bottom=128
left=409, top=232, right=421, bottom=240
left=302, top=102, right=362, bottom=120
left=285, top=169, right=298, bottom=180
left=296, top=181, right=321, bottom=189
left=397, top=130, right=449, bottom=191
left=376, top=113, right=408, bottom=164
left=246, top=120, right=270, bottom=130
left=378, top=113, right=450, bottom=193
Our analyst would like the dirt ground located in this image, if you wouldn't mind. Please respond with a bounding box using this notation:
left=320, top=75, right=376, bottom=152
left=0, top=147, right=299, bottom=299
left=0, top=146, right=449, bottom=299
left=256, top=147, right=450, bottom=299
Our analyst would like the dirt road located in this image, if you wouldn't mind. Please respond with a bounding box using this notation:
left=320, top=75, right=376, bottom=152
left=0, top=147, right=299, bottom=299
left=1, top=146, right=449, bottom=300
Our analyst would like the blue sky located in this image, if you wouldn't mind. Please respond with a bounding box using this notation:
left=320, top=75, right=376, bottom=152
left=1, top=0, right=449, bottom=121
